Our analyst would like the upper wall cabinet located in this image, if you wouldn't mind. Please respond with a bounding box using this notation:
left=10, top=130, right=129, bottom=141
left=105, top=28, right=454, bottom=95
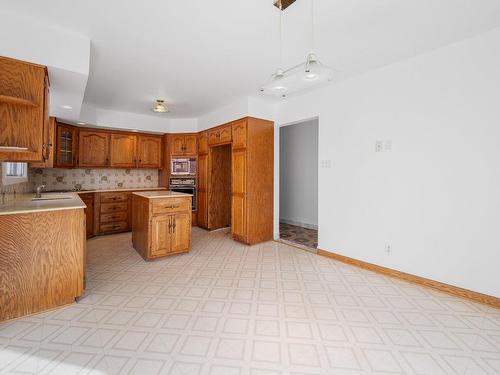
left=78, top=130, right=110, bottom=167
left=208, top=125, right=232, bottom=146
left=198, top=132, right=209, bottom=155
left=55, top=122, right=78, bottom=168
left=137, top=135, right=162, bottom=168
left=110, top=133, right=137, bottom=168
left=170, top=135, right=197, bottom=156
left=231, top=119, right=247, bottom=149
left=0, top=56, right=50, bottom=162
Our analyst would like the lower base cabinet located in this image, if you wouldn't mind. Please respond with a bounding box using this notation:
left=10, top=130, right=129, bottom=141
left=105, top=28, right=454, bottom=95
left=132, top=193, right=192, bottom=260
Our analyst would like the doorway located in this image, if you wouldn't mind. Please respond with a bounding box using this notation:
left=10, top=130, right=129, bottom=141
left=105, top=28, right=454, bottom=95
left=208, top=144, right=232, bottom=230
left=279, top=119, right=319, bottom=251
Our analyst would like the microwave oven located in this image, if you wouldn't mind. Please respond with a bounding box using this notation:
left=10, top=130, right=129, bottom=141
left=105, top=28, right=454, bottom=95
left=171, top=158, right=196, bottom=175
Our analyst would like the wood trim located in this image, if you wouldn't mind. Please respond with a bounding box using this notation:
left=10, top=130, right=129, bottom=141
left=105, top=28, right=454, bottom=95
left=317, top=248, right=500, bottom=309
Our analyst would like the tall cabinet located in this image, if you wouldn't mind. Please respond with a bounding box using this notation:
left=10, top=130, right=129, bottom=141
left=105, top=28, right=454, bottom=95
left=231, top=118, right=273, bottom=245
left=198, top=117, right=274, bottom=245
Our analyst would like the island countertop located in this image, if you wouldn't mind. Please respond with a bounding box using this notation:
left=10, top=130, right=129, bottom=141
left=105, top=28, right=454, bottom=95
left=0, top=192, right=86, bottom=216
left=133, top=191, right=193, bottom=199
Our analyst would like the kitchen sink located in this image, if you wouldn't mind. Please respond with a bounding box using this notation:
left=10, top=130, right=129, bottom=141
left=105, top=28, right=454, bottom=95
left=32, top=195, right=72, bottom=201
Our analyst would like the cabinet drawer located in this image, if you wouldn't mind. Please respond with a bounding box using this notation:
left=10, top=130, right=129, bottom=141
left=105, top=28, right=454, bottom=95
left=152, top=198, right=191, bottom=215
left=100, top=192, right=129, bottom=203
left=100, top=221, right=128, bottom=233
left=100, top=211, right=128, bottom=223
left=100, top=202, right=128, bottom=214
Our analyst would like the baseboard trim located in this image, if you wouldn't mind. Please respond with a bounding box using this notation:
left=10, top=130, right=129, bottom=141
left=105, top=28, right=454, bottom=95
left=317, top=249, right=500, bottom=309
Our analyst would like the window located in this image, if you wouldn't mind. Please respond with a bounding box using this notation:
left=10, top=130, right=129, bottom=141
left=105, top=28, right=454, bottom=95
left=2, top=162, right=28, bottom=185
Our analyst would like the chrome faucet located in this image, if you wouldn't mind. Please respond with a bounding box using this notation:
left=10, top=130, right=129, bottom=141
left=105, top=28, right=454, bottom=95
left=35, top=185, right=46, bottom=198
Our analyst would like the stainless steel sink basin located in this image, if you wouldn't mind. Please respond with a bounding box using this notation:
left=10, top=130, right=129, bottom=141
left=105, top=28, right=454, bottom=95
left=32, top=195, right=72, bottom=201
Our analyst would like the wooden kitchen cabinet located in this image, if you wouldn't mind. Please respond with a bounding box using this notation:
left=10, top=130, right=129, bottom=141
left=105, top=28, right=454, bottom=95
left=30, top=117, right=56, bottom=168
left=230, top=118, right=273, bottom=245
left=0, top=56, right=49, bottom=162
left=137, top=135, right=161, bottom=168
left=78, top=130, right=110, bottom=167
left=55, top=122, right=78, bottom=167
left=197, top=153, right=209, bottom=228
left=198, top=132, right=209, bottom=154
left=110, top=134, right=137, bottom=168
left=78, top=193, right=95, bottom=238
left=170, top=134, right=197, bottom=156
left=231, top=119, right=247, bottom=149
left=132, top=193, right=192, bottom=260
left=208, top=125, right=232, bottom=146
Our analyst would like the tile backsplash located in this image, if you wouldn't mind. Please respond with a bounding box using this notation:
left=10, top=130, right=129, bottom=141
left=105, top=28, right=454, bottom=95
left=29, top=168, right=160, bottom=191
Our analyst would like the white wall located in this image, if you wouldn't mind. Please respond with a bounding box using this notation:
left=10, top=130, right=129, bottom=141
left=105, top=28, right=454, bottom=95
left=275, top=27, right=500, bottom=297
left=279, top=120, right=318, bottom=228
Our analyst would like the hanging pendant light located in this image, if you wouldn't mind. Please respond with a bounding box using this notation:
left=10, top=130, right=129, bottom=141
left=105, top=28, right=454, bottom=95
left=261, top=0, right=335, bottom=98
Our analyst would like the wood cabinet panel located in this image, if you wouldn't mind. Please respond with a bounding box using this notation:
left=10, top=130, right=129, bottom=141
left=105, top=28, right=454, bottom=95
left=78, top=130, right=110, bottom=167
left=55, top=123, right=78, bottom=167
left=170, top=135, right=185, bottom=156
left=110, top=134, right=137, bottom=168
left=137, top=135, right=161, bottom=168
left=170, top=212, right=191, bottom=253
left=219, top=125, right=232, bottom=143
left=197, top=190, right=208, bottom=229
left=232, top=149, right=246, bottom=196
left=0, top=56, right=47, bottom=162
left=231, top=149, right=247, bottom=241
left=0, top=209, right=85, bottom=322
left=151, top=215, right=171, bottom=257
left=197, top=153, right=209, bottom=228
left=232, top=119, right=247, bottom=149
left=79, top=193, right=94, bottom=239
left=100, top=211, right=127, bottom=223
left=198, top=132, right=209, bottom=155
left=100, top=202, right=128, bottom=214
left=184, top=135, right=197, bottom=155
left=152, top=198, right=191, bottom=215
left=100, top=221, right=128, bottom=233
left=30, top=117, right=56, bottom=168
left=100, top=192, right=129, bottom=203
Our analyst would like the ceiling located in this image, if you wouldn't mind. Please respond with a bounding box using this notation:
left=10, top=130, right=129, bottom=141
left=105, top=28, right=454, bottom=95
left=3, top=0, right=500, bottom=118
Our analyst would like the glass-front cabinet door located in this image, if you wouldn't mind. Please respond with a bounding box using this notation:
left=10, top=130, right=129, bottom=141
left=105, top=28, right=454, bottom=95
left=55, top=124, right=77, bottom=167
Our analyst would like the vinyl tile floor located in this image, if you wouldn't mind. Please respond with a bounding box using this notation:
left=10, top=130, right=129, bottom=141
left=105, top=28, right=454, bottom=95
left=1, top=228, right=500, bottom=374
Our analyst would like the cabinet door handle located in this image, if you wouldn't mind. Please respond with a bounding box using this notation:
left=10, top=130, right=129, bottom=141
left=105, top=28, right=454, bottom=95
left=173, top=219, right=176, bottom=233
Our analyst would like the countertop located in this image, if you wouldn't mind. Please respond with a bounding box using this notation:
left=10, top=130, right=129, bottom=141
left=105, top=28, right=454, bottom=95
left=133, top=191, right=193, bottom=199
left=0, top=192, right=86, bottom=216
left=47, top=187, right=167, bottom=194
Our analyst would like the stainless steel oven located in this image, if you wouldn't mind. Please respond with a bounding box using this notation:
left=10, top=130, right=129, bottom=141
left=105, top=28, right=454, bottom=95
left=169, top=177, right=196, bottom=211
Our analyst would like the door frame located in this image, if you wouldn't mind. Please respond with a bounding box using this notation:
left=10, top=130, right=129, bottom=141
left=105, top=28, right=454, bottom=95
left=274, top=116, right=320, bottom=242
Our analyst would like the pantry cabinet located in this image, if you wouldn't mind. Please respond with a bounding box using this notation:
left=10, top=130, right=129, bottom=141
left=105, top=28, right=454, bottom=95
left=0, top=56, right=50, bottom=162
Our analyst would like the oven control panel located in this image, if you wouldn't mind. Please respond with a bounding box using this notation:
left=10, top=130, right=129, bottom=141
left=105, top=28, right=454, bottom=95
left=170, top=178, right=196, bottom=187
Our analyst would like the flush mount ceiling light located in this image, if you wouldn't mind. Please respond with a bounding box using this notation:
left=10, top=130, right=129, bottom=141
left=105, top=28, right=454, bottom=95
left=261, top=0, right=335, bottom=98
left=151, top=99, right=169, bottom=113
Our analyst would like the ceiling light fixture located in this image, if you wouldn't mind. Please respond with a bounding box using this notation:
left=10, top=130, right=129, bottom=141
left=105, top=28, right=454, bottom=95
left=261, top=0, right=335, bottom=98
left=151, top=99, right=169, bottom=113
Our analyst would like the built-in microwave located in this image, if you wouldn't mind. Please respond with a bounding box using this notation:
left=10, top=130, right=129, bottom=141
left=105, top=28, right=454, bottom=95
left=171, top=158, right=196, bottom=175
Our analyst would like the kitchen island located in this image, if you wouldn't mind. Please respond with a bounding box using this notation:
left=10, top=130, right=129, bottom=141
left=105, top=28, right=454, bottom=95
left=132, top=191, right=193, bottom=260
left=0, top=193, right=86, bottom=322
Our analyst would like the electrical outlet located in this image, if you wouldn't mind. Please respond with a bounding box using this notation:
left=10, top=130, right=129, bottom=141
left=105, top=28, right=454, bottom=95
left=320, top=160, right=332, bottom=169
left=385, top=245, right=392, bottom=254
left=375, top=141, right=383, bottom=152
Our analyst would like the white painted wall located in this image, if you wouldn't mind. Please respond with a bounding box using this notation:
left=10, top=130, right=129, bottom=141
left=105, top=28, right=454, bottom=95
left=0, top=9, right=90, bottom=122
left=275, top=28, right=500, bottom=297
left=279, top=120, right=318, bottom=228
